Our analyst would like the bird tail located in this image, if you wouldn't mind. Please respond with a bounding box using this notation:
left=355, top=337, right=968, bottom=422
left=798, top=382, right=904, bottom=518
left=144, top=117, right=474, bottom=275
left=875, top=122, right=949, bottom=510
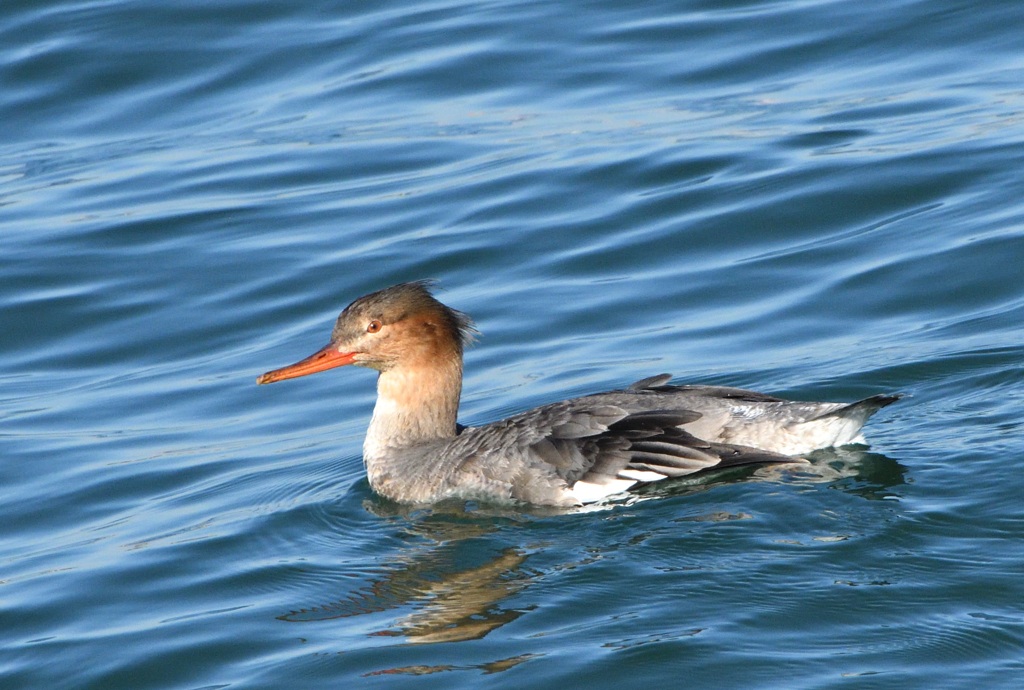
left=809, top=393, right=903, bottom=445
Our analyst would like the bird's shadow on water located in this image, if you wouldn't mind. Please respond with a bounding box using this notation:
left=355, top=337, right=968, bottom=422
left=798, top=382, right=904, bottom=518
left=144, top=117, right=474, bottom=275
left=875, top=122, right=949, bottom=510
left=275, top=447, right=905, bottom=671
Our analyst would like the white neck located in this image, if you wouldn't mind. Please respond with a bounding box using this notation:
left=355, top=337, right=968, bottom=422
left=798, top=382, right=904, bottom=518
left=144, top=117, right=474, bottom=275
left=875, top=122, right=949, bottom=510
left=362, top=357, right=463, bottom=466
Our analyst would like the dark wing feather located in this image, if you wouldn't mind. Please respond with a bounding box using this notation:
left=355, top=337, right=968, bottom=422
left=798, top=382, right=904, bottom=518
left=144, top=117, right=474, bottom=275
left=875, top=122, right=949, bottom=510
left=625, top=374, right=786, bottom=404
left=602, top=415, right=794, bottom=480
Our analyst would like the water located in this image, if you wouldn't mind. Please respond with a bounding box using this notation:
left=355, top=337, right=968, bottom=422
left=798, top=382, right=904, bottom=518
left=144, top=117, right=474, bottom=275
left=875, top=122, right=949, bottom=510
left=2, top=0, right=1024, bottom=687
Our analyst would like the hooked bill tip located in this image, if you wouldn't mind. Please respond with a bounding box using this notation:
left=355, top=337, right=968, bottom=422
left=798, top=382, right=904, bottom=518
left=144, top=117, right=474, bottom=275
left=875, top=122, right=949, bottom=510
left=254, top=345, right=358, bottom=386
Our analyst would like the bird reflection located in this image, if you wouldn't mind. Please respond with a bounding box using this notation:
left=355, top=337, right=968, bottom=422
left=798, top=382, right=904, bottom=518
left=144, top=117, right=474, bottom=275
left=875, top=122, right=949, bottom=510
left=277, top=506, right=535, bottom=644
left=370, top=547, right=531, bottom=643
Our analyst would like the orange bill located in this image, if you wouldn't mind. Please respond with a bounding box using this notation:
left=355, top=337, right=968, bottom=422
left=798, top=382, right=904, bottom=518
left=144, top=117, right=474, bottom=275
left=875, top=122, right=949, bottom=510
left=257, top=344, right=358, bottom=384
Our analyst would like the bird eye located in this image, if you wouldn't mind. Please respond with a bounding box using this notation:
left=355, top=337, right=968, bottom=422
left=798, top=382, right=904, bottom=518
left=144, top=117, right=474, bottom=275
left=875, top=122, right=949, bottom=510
left=366, top=320, right=382, bottom=333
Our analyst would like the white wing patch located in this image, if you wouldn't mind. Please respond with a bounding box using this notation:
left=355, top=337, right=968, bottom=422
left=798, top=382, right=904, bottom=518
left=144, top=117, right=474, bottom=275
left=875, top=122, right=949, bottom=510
left=568, top=477, right=637, bottom=504
left=568, top=469, right=674, bottom=504
left=617, top=469, right=668, bottom=483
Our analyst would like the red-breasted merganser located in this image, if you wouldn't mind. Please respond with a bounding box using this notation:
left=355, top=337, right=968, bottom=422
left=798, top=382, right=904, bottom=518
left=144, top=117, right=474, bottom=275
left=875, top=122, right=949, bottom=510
left=257, top=281, right=899, bottom=506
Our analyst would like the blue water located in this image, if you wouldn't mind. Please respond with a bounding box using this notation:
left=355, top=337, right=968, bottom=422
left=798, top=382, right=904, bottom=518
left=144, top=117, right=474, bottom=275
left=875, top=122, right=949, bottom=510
left=3, top=0, right=1024, bottom=687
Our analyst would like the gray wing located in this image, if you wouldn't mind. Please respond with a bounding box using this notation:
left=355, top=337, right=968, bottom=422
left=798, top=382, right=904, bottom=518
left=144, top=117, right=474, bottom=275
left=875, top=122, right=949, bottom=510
left=447, top=389, right=794, bottom=506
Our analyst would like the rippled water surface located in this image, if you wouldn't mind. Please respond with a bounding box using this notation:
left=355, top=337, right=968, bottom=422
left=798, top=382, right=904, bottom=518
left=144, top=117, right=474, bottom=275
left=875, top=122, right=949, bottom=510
left=3, top=0, right=1024, bottom=687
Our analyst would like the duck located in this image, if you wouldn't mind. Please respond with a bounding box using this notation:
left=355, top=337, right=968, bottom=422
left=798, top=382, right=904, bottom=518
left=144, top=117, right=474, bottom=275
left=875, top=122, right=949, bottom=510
left=258, top=281, right=899, bottom=506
